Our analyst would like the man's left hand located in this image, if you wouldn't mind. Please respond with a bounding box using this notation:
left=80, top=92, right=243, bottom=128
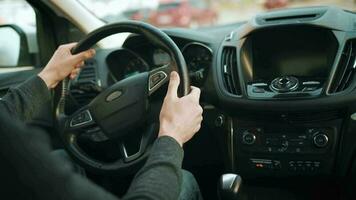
left=38, top=42, right=95, bottom=89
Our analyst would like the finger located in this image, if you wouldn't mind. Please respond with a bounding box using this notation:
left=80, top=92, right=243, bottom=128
left=70, top=73, right=78, bottom=80
left=75, top=61, right=85, bottom=68
left=166, top=71, right=180, bottom=99
left=57, top=42, right=77, bottom=52
left=72, top=68, right=81, bottom=74
left=72, top=49, right=96, bottom=62
left=61, top=42, right=77, bottom=49
left=70, top=68, right=81, bottom=79
left=194, top=124, right=201, bottom=133
left=189, top=86, right=201, bottom=102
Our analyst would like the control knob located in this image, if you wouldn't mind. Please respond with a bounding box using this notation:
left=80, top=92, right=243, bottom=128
left=313, top=133, right=329, bottom=148
left=242, top=131, right=256, bottom=145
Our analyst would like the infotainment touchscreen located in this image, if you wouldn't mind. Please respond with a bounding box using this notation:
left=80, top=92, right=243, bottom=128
left=251, top=27, right=338, bottom=81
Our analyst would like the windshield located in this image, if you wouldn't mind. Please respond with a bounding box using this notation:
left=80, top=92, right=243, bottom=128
left=77, top=0, right=356, bottom=28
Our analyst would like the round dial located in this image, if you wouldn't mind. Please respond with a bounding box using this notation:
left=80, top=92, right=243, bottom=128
left=124, top=58, right=145, bottom=78
left=313, top=133, right=329, bottom=148
left=182, top=43, right=212, bottom=72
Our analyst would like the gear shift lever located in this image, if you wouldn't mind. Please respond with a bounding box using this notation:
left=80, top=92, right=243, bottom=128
left=218, top=173, right=244, bottom=200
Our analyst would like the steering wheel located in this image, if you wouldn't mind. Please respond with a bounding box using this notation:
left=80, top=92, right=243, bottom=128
left=56, top=21, right=190, bottom=174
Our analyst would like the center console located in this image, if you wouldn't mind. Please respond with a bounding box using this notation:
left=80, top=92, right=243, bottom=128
left=228, top=25, right=342, bottom=178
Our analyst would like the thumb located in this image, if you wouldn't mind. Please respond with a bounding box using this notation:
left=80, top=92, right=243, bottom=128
left=166, top=71, right=180, bottom=99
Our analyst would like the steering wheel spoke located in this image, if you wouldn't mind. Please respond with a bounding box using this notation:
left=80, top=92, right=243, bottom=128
left=119, top=124, right=157, bottom=162
left=148, top=63, right=172, bottom=96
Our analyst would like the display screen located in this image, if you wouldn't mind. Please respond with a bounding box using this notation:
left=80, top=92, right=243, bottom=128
left=251, top=27, right=337, bottom=81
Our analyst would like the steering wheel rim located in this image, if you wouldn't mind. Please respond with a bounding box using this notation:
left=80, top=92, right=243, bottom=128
left=56, top=21, right=190, bottom=174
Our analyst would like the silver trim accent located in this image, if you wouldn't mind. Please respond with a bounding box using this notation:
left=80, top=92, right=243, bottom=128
left=302, top=81, right=320, bottom=85
left=148, top=71, right=168, bottom=91
left=251, top=83, right=268, bottom=87
left=350, top=113, right=356, bottom=120
left=223, top=64, right=228, bottom=74
left=181, top=42, right=213, bottom=55
left=70, top=110, right=93, bottom=127
left=120, top=138, right=144, bottom=162
left=227, top=118, right=235, bottom=170
left=270, top=76, right=299, bottom=92
left=203, top=104, right=215, bottom=109
left=225, top=31, right=235, bottom=41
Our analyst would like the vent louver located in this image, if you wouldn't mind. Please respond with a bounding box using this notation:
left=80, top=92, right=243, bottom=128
left=221, top=47, right=241, bottom=96
left=77, top=64, right=96, bottom=84
left=329, top=40, right=356, bottom=93
left=70, top=61, right=99, bottom=107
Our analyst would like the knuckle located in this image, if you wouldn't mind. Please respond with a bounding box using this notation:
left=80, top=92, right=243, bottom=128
left=198, top=105, right=203, bottom=112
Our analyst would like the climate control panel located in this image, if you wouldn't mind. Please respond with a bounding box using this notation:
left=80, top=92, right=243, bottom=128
left=238, top=127, right=333, bottom=154
left=235, top=125, right=338, bottom=177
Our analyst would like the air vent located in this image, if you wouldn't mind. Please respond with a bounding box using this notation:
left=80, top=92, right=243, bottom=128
left=329, top=40, right=356, bottom=93
left=221, top=47, right=241, bottom=95
left=77, top=63, right=96, bottom=84
left=256, top=8, right=326, bottom=25
left=265, top=14, right=318, bottom=22
left=70, top=61, right=99, bottom=108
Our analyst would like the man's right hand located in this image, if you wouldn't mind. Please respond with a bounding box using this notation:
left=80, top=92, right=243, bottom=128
left=158, top=71, right=203, bottom=147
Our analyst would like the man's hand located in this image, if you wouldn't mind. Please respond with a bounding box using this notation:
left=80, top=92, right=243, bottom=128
left=158, top=71, right=203, bottom=147
left=38, top=43, right=95, bottom=88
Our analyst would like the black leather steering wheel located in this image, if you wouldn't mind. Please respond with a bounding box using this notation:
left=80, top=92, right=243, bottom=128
left=56, top=21, right=190, bottom=174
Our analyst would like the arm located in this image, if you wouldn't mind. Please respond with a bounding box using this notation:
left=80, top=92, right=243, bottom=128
left=0, top=120, right=183, bottom=200
left=0, top=43, right=95, bottom=121
left=0, top=76, right=51, bottom=122
left=123, top=136, right=184, bottom=200
left=123, top=71, right=203, bottom=200
left=0, top=71, right=202, bottom=200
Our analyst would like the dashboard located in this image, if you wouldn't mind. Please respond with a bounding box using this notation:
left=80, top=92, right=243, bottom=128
left=66, top=6, right=356, bottom=183
left=108, top=37, right=213, bottom=87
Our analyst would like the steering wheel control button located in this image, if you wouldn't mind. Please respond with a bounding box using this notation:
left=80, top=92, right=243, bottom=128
left=242, top=131, right=257, bottom=145
left=270, top=76, right=299, bottom=93
left=70, top=110, right=93, bottom=127
left=106, top=90, right=122, bottom=102
left=149, top=71, right=167, bottom=91
left=313, top=133, right=329, bottom=148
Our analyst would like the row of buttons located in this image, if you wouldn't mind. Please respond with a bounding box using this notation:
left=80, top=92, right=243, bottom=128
left=251, top=80, right=320, bottom=94
left=250, top=159, right=281, bottom=170
left=288, top=161, right=321, bottom=172
left=70, top=110, right=92, bottom=127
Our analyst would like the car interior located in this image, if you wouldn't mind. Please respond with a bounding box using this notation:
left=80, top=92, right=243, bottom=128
left=1, top=1, right=356, bottom=200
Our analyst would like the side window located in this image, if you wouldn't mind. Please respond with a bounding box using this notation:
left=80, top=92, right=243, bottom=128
left=0, top=0, right=38, bottom=73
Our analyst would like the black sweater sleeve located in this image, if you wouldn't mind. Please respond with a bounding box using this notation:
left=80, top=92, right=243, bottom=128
left=0, top=76, right=184, bottom=200
left=0, top=117, right=184, bottom=200
left=0, top=75, right=51, bottom=122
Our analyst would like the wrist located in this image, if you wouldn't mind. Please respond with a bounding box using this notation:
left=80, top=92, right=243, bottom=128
left=158, top=132, right=183, bottom=147
left=38, top=69, right=58, bottom=89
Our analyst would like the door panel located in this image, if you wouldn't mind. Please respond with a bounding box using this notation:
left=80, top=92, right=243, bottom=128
left=0, top=68, right=41, bottom=97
